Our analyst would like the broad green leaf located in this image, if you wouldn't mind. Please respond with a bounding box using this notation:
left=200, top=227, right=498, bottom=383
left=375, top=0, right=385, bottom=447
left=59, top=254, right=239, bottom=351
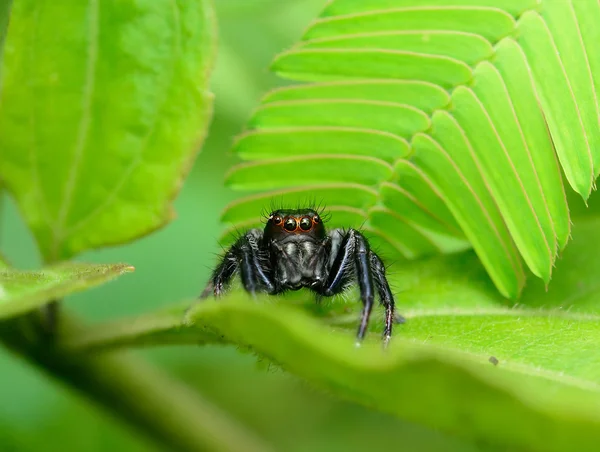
left=63, top=215, right=600, bottom=451
left=66, top=300, right=600, bottom=451
left=225, top=155, right=394, bottom=190
left=0, top=262, right=133, bottom=320
left=517, top=11, right=594, bottom=198
left=0, top=0, right=217, bottom=261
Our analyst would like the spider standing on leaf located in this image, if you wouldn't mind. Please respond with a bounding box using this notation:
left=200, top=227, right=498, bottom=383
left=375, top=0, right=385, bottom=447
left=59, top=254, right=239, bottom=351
left=197, top=208, right=397, bottom=346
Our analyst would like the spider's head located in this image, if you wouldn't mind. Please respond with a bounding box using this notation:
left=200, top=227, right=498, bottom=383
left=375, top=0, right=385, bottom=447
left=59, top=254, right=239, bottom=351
left=264, top=208, right=326, bottom=241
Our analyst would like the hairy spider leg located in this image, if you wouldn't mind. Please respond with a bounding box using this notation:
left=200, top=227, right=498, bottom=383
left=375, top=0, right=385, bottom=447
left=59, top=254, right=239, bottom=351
left=370, top=253, right=395, bottom=345
left=321, top=229, right=377, bottom=344
left=201, top=230, right=274, bottom=299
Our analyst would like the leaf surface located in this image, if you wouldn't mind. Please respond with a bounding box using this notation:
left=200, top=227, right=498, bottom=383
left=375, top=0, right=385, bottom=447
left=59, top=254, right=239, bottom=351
left=65, top=215, right=600, bottom=451
left=224, top=0, right=600, bottom=296
left=0, top=0, right=216, bottom=260
left=0, top=262, right=133, bottom=320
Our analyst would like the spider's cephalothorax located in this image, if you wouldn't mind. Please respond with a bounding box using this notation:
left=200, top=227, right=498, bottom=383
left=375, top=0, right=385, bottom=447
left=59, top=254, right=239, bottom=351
left=199, top=208, right=396, bottom=345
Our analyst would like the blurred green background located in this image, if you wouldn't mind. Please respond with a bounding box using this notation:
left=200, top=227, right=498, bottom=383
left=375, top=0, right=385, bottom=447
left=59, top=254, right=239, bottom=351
left=0, top=2, right=479, bottom=450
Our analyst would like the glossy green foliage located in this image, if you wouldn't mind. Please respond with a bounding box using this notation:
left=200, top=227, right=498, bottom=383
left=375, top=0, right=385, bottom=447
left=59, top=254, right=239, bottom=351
left=224, top=0, right=600, bottom=299
left=0, top=0, right=216, bottom=261
left=66, top=215, right=600, bottom=451
left=0, top=262, right=132, bottom=319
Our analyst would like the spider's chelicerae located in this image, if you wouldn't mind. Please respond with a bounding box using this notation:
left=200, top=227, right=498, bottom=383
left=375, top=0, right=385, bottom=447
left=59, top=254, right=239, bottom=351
left=200, top=208, right=396, bottom=345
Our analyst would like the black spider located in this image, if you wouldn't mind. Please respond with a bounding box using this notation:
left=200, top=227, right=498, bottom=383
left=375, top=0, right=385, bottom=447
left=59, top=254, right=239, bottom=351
left=198, top=208, right=396, bottom=345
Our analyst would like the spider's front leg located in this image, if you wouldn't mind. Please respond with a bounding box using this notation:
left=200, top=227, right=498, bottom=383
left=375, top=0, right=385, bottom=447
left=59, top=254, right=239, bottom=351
left=321, top=229, right=375, bottom=344
left=185, top=231, right=273, bottom=324
left=201, top=229, right=274, bottom=298
left=321, top=229, right=396, bottom=345
left=370, top=252, right=396, bottom=346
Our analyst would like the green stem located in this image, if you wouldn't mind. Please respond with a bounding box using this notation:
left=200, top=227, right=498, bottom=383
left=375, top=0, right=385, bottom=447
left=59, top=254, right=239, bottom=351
left=0, top=313, right=271, bottom=452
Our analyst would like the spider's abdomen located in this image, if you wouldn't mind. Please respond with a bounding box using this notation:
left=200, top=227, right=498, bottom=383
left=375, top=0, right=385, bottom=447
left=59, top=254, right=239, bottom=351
left=272, top=239, right=327, bottom=291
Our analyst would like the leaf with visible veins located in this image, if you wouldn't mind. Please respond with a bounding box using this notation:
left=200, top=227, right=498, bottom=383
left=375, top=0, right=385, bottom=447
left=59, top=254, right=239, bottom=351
left=0, top=0, right=216, bottom=260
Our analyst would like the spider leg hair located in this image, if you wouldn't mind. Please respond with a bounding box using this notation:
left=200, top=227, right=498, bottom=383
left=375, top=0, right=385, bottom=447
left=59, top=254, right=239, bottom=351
left=321, top=229, right=377, bottom=343
left=370, top=251, right=396, bottom=345
left=200, top=229, right=274, bottom=298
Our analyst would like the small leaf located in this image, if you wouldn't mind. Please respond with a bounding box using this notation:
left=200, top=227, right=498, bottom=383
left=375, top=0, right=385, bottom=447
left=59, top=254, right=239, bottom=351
left=0, top=0, right=217, bottom=260
left=321, top=0, right=538, bottom=19
left=410, top=127, right=525, bottom=299
left=517, top=11, right=594, bottom=198
left=471, top=61, right=558, bottom=261
left=272, top=48, right=472, bottom=89
left=262, top=80, right=451, bottom=115
left=305, top=5, right=515, bottom=42
left=450, top=86, right=553, bottom=283
left=540, top=2, right=600, bottom=178
left=299, top=31, right=493, bottom=66
left=0, top=0, right=11, bottom=78
left=221, top=184, right=378, bottom=224
left=493, top=38, right=570, bottom=249
left=0, top=262, right=133, bottom=320
left=225, top=155, right=394, bottom=190
left=249, top=100, right=430, bottom=139
left=234, top=126, right=410, bottom=162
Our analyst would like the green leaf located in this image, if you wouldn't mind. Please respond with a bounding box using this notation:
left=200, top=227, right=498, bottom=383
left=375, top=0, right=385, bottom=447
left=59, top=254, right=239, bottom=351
left=272, top=48, right=473, bottom=89
left=234, top=126, right=411, bottom=162
left=249, top=100, right=430, bottom=139
left=225, top=155, right=394, bottom=190
left=0, top=0, right=217, bottom=261
left=224, top=0, right=600, bottom=297
left=299, top=31, right=493, bottom=66
left=0, top=0, right=11, bottom=79
left=517, top=11, right=594, bottom=197
left=0, top=262, right=133, bottom=320
left=63, top=214, right=600, bottom=451
left=221, top=184, right=378, bottom=225
left=305, top=5, right=516, bottom=42
left=451, top=84, right=554, bottom=282
left=262, top=80, right=451, bottom=115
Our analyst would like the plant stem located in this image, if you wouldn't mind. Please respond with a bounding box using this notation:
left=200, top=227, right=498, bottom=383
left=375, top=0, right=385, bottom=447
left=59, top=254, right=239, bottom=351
left=0, top=313, right=271, bottom=452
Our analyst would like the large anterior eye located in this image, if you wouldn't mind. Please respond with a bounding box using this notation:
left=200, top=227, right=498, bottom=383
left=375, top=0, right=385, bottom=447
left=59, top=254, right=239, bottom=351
left=283, top=217, right=297, bottom=231
left=299, top=216, right=312, bottom=231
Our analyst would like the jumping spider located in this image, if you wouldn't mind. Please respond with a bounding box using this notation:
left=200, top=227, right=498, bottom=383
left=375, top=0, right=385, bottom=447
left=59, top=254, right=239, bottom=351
left=199, top=208, right=396, bottom=345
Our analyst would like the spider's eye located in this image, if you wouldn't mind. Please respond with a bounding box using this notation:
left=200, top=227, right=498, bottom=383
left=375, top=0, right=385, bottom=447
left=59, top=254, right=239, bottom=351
left=313, top=215, right=320, bottom=224
left=299, top=216, right=312, bottom=231
left=272, top=215, right=282, bottom=225
left=283, top=217, right=297, bottom=231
